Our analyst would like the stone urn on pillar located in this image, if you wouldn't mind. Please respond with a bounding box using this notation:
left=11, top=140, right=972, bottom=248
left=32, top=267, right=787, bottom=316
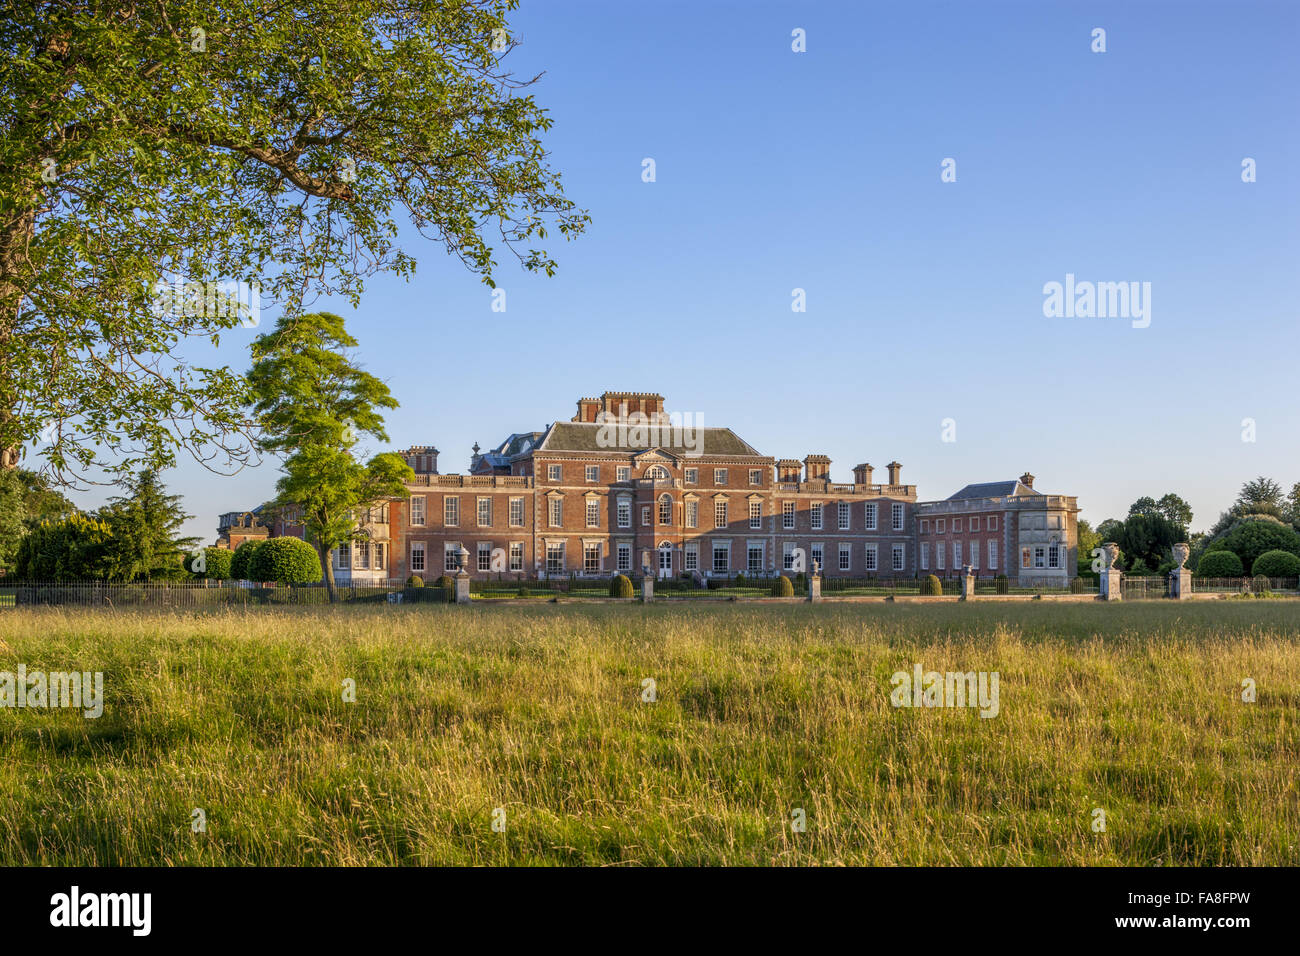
left=807, top=559, right=822, bottom=603
left=454, top=544, right=472, bottom=604
left=640, top=559, right=654, bottom=603
left=1099, top=542, right=1122, bottom=601
left=960, top=564, right=976, bottom=601
left=1169, top=542, right=1192, bottom=599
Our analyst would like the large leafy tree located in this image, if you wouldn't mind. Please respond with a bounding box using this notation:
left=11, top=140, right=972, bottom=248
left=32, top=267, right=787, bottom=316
left=1207, top=475, right=1289, bottom=539
left=247, top=311, right=413, bottom=601
left=0, top=467, right=78, bottom=568
left=1, top=0, right=586, bottom=480
left=1128, top=493, right=1192, bottom=530
left=99, top=468, right=198, bottom=580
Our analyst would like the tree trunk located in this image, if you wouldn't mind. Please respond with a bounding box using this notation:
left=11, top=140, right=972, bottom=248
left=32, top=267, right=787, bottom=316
left=0, top=208, right=36, bottom=472
left=317, top=542, right=338, bottom=604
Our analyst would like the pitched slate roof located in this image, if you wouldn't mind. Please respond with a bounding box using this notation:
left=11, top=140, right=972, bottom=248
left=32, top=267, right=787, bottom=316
left=947, top=480, right=1040, bottom=500
left=480, top=432, right=544, bottom=466
left=538, top=422, right=763, bottom=457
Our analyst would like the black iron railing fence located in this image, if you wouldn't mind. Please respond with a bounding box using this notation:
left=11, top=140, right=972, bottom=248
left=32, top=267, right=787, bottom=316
left=0, top=574, right=1293, bottom=606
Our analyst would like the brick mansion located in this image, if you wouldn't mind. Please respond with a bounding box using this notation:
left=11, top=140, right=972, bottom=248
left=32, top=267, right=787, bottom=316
left=217, top=391, right=1081, bottom=587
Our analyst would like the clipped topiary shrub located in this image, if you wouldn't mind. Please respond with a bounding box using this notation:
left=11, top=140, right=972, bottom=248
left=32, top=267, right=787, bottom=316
left=248, top=537, right=322, bottom=585
left=609, top=574, right=633, bottom=598
left=1197, top=550, right=1244, bottom=577
left=1251, top=549, right=1300, bottom=578
left=994, top=574, right=1009, bottom=594
left=433, top=574, right=453, bottom=589
left=229, top=539, right=266, bottom=581
left=406, top=574, right=424, bottom=587
left=189, top=546, right=233, bottom=580
left=773, top=574, right=794, bottom=597
left=921, top=574, right=943, bottom=596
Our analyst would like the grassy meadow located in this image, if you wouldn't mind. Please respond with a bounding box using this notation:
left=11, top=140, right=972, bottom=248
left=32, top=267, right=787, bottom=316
left=0, top=601, right=1297, bottom=866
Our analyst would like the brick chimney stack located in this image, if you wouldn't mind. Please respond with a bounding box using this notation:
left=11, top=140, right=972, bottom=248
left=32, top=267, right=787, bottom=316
left=803, top=455, right=831, bottom=482
left=776, top=459, right=802, bottom=482
left=852, top=463, right=874, bottom=486
left=1020, top=472, right=1035, bottom=489
left=887, top=461, right=902, bottom=485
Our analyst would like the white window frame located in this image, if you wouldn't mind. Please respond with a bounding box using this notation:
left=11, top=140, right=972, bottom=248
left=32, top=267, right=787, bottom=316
left=409, top=542, right=425, bottom=573
left=749, top=500, right=762, bottom=530
left=892, top=502, right=905, bottom=531
left=811, top=502, right=823, bottom=531
left=838, top=501, right=850, bottom=531
left=892, top=543, right=905, bottom=572
left=546, top=542, right=565, bottom=574
left=712, top=543, right=730, bottom=574
left=865, top=502, right=877, bottom=531
left=444, top=496, right=459, bottom=527
left=782, top=501, right=796, bottom=530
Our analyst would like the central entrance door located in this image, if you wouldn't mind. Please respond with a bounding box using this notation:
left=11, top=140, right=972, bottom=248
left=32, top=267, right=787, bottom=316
left=658, top=543, right=672, bottom=579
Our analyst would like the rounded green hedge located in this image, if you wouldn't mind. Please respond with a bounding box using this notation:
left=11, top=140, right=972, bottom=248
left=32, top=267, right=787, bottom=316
left=609, top=574, right=634, bottom=598
left=1251, top=549, right=1300, bottom=578
left=1197, top=550, right=1244, bottom=577
left=406, top=575, right=424, bottom=587
left=189, top=546, right=233, bottom=580
left=921, top=574, right=943, bottom=596
left=772, top=574, right=795, bottom=597
left=248, top=537, right=322, bottom=585
left=433, top=575, right=453, bottom=589
left=229, top=539, right=266, bottom=580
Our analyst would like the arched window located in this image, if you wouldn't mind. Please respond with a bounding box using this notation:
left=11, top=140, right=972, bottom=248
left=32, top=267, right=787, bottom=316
left=658, top=494, right=673, bottom=525
left=645, top=465, right=669, bottom=480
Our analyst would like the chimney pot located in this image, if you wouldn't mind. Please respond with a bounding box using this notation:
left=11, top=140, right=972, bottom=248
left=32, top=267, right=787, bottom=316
left=1020, top=472, right=1035, bottom=489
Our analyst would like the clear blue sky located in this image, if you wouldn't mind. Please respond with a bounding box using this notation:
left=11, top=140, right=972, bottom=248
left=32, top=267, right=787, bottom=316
left=88, top=0, right=1300, bottom=541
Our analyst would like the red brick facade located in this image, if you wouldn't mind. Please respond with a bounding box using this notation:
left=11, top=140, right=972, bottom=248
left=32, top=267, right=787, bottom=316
left=220, top=392, right=1079, bottom=586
